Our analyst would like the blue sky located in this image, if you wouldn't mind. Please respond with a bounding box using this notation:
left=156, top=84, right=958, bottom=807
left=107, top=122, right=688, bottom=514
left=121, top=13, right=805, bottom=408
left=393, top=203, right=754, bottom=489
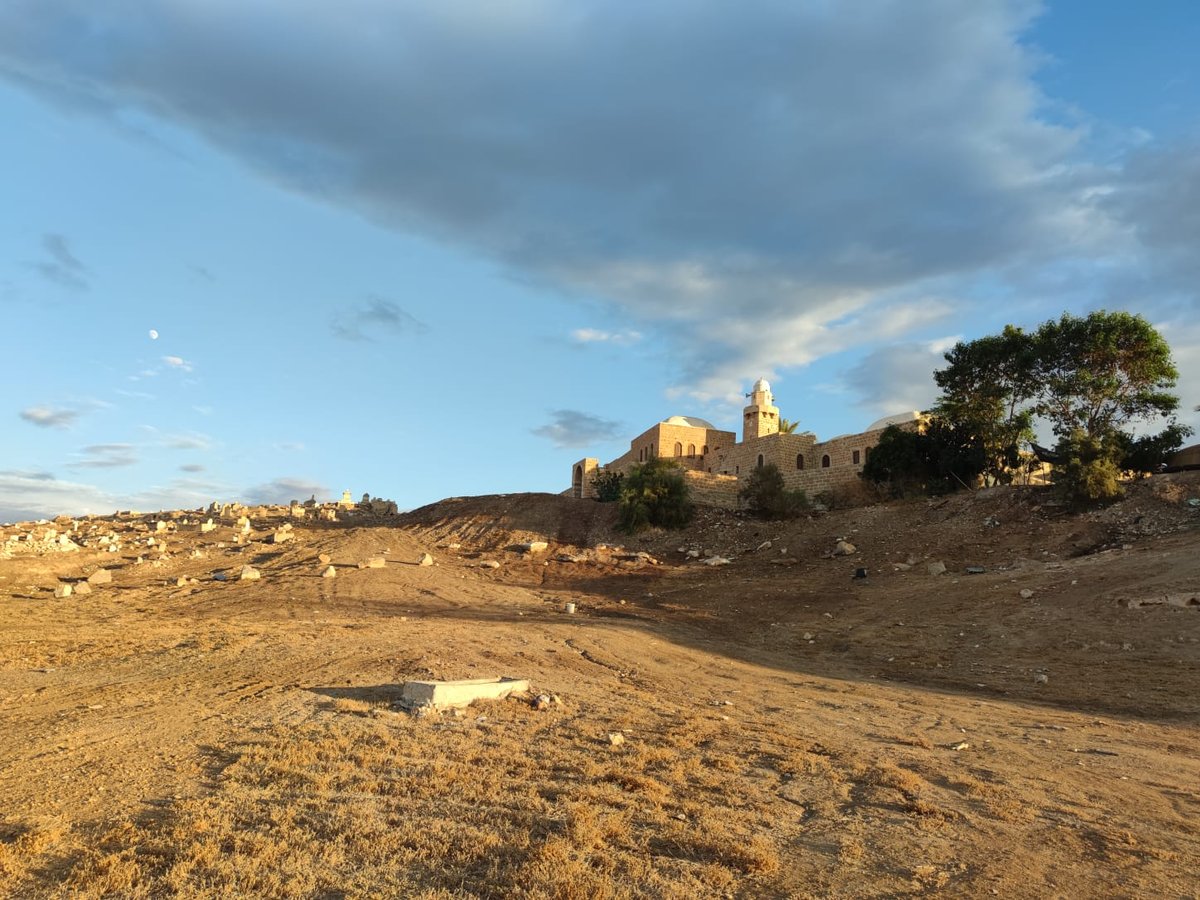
left=2, top=0, right=1198, bottom=520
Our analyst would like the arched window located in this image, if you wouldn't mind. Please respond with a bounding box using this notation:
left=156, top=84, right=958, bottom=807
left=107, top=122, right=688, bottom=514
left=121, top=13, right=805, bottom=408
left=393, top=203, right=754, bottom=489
left=852, top=449, right=861, bottom=465
left=821, top=454, right=831, bottom=468
left=702, top=445, right=709, bottom=456
left=796, top=453, right=805, bottom=470
left=687, top=443, right=696, bottom=458
left=735, top=465, right=740, bottom=474
left=674, top=441, right=683, bottom=457
left=757, top=454, right=764, bottom=469
left=573, top=465, right=583, bottom=499
left=650, top=442, right=655, bottom=457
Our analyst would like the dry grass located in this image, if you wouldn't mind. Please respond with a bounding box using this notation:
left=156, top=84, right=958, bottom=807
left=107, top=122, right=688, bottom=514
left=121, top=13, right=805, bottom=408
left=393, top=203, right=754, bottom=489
left=11, top=698, right=807, bottom=897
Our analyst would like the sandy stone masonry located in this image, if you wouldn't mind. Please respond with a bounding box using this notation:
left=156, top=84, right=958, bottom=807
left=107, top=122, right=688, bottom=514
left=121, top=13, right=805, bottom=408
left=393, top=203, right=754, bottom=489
left=571, top=378, right=922, bottom=509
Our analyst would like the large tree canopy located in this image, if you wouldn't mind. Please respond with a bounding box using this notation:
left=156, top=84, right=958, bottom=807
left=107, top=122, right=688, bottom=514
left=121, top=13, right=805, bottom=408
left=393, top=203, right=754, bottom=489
left=931, top=310, right=1191, bottom=500
left=1031, top=311, right=1181, bottom=439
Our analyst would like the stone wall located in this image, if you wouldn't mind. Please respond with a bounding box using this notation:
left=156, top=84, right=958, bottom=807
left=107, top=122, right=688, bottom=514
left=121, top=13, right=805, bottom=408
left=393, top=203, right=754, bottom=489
left=683, top=470, right=741, bottom=508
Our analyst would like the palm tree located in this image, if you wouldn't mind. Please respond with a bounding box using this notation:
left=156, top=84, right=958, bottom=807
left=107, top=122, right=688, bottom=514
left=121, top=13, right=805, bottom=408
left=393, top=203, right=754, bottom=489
left=779, top=417, right=800, bottom=434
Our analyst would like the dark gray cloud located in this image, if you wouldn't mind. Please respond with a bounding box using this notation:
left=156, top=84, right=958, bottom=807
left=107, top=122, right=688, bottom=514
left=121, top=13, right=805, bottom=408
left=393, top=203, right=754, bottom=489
left=244, top=477, right=329, bottom=505
left=179, top=463, right=205, bottom=473
left=533, top=409, right=623, bottom=449
left=19, top=405, right=80, bottom=429
left=1103, top=139, right=1200, bottom=301
left=1, top=1, right=1193, bottom=397
left=70, top=443, right=138, bottom=469
left=29, top=233, right=88, bottom=290
left=843, top=340, right=953, bottom=417
left=331, top=296, right=428, bottom=342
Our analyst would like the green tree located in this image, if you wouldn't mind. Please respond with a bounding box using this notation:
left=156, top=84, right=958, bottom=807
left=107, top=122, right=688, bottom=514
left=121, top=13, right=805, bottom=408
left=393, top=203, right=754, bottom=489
left=860, top=421, right=986, bottom=497
left=1117, top=422, right=1192, bottom=475
left=933, top=325, right=1037, bottom=484
left=778, top=417, right=800, bottom=434
left=591, top=468, right=625, bottom=502
left=617, top=458, right=693, bottom=533
left=739, top=463, right=808, bottom=519
left=934, top=310, right=1191, bottom=503
left=1032, top=311, right=1182, bottom=440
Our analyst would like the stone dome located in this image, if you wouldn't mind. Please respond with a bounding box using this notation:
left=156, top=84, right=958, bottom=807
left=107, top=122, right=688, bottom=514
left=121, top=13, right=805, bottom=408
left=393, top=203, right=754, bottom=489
left=866, top=410, right=923, bottom=432
left=662, top=415, right=716, bottom=429
left=751, top=378, right=772, bottom=394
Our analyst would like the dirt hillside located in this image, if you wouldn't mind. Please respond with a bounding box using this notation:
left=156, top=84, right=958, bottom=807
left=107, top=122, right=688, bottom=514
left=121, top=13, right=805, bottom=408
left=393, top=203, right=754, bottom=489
left=1, top=475, right=1198, bottom=897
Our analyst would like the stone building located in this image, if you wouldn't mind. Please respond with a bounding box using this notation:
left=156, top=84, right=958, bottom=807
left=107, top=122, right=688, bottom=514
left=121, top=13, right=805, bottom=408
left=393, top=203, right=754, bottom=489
left=570, top=378, right=921, bottom=508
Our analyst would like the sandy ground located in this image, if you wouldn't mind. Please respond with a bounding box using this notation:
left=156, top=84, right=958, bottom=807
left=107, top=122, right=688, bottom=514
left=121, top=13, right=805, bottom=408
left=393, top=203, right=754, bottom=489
left=1, top=476, right=1198, bottom=897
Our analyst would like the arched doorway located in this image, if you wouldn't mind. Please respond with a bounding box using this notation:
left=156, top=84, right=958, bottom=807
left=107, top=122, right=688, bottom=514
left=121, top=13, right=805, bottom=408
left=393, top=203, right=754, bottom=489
left=573, top=465, right=583, bottom=499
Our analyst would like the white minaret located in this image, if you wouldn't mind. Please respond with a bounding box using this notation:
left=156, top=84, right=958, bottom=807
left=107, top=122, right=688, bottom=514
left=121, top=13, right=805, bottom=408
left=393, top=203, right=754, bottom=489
left=742, top=377, right=780, bottom=442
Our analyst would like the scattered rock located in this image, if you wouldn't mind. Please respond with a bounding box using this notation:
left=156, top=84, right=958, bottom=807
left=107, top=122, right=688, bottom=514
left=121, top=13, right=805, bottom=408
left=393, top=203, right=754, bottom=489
left=53, top=584, right=72, bottom=598
left=756, top=540, right=772, bottom=552
left=268, top=529, right=294, bottom=545
left=362, top=557, right=386, bottom=569
left=927, top=561, right=947, bottom=576
left=86, top=569, right=112, bottom=585
left=73, top=581, right=92, bottom=595
left=964, top=566, right=987, bottom=575
left=702, top=556, right=732, bottom=566
left=479, top=560, right=501, bottom=569
left=607, top=732, right=625, bottom=747
left=1019, top=588, right=1035, bottom=599
left=556, top=553, right=587, bottom=563
left=532, top=694, right=553, bottom=711
left=1034, top=673, right=1049, bottom=685
left=318, top=553, right=332, bottom=565
left=519, top=541, right=549, bottom=553
left=322, top=566, right=337, bottom=578
left=239, top=565, right=261, bottom=581
left=833, top=540, right=857, bottom=557
left=417, top=553, right=434, bottom=567
left=212, top=570, right=227, bottom=582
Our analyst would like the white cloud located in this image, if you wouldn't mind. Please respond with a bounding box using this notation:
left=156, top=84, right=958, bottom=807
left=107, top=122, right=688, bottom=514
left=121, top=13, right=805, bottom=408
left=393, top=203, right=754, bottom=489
left=244, top=477, right=329, bottom=505
left=163, top=431, right=212, bottom=451
left=570, top=328, right=642, bottom=346
left=0, top=471, right=114, bottom=521
left=69, top=443, right=138, bottom=469
left=19, top=405, right=80, bottom=429
left=162, top=355, right=193, bottom=372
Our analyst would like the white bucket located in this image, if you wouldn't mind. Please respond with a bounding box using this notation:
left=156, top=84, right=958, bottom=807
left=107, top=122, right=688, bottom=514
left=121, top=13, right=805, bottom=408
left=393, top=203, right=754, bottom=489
left=564, top=602, right=576, bottom=614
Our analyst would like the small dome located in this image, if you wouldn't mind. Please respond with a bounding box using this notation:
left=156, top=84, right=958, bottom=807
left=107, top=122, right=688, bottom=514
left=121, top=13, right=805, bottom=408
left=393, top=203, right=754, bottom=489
left=662, top=415, right=716, bottom=429
left=866, top=410, right=922, bottom=432
left=752, top=378, right=772, bottom=394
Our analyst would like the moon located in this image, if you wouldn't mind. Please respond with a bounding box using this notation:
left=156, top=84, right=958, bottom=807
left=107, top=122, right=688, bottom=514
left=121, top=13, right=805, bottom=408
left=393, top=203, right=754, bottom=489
left=149, top=329, right=159, bottom=340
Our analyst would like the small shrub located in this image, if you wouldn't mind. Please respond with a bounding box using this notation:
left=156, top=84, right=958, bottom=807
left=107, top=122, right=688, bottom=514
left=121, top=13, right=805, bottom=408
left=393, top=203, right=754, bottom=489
left=1053, top=431, right=1123, bottom=504
left=617, top=459, right=693, bottom=533
left=591, top=468, right=624, bottom=502
left=739, top=464, right=808, bottom=519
